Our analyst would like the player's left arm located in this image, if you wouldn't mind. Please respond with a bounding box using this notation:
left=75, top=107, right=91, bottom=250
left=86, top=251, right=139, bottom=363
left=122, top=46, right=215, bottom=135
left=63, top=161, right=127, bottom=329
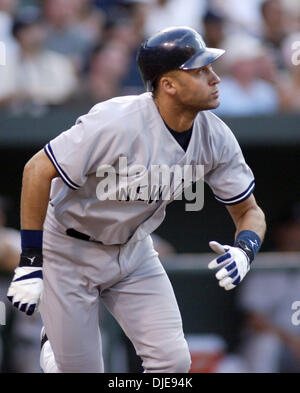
left=208, top=195, right=266, bottom=290
left=226, top=194, right=266, bottom=242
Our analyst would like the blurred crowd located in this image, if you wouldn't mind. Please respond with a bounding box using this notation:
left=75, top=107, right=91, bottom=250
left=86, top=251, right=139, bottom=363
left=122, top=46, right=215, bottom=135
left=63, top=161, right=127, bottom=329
left=237, top=202, right=300, bottom=373
left=0, top=196, right=42, bottom=372
left=0, top=0, right=299, bottom=116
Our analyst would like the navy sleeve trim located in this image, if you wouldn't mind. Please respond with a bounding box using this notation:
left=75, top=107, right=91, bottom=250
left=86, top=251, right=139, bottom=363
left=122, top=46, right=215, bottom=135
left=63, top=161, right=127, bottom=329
left=44, top=143, right=80, bottom=190
left=214, top=180, right=255, bottom=205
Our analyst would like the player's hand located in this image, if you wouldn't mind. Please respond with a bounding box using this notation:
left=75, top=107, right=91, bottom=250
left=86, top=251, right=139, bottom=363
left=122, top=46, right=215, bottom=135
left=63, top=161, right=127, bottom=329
left=208, top=241, right=250, bottom=291
left=7, top=249, right=43, bottom=316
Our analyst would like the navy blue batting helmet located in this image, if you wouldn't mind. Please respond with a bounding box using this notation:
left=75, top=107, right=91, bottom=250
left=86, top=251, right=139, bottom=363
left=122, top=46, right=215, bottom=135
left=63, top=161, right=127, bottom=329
left=137, top=26, right=225, bottom=91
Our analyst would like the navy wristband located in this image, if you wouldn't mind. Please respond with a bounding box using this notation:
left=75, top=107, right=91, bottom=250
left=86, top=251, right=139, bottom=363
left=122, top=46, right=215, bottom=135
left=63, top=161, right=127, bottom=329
left=21, top=230, right=43, bottom=250
left=234, top=230, right=261, bottom=264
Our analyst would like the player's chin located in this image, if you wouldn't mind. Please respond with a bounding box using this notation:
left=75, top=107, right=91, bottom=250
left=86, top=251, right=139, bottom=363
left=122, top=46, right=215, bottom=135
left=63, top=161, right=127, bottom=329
left=211, top=95, right=220, bottom=105
left=200, top=99, right=220, bottom=111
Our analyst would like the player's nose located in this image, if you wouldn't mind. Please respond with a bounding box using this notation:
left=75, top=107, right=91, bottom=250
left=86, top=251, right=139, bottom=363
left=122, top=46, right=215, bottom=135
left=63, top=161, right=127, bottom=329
left=209, top=69, right=221, bottom=85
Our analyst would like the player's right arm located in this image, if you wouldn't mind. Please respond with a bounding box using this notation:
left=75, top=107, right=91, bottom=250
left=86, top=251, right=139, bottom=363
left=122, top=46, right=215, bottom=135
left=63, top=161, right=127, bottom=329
left=7, top=150, right=59, bottom=315
left=21, top=149, right=59, bottom=229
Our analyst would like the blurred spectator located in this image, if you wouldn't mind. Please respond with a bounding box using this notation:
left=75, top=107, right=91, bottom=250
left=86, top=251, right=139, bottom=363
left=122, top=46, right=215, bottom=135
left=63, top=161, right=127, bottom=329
left=0, top=7, right=78, bottom=113
left=280, top=0, right=300, bottom=32
left=0, top=0, right=19, bottom=63
left=203, top=9, right=225, bottom=49
left=214, top=33, right=279, bottom=116
left=121, top=0, right=152, bottom=41
left=0, top=0, right=18, bottom=36
left=0, top=197, right=19, bottom=274
left=237, top=202, right=300, bottom=373
left=83, top=40, right=131, bottom=104
left=102, top=5, right=146, bottom=92
left=209, top=0, right=265, bottom=36
left=202, top=10, right=227, bottom=76
left=0, top=196, right=19, bottom=372
left=260, top=0, right=289, bottom=69
left=277, top=33, right=300, bottom=113
left=142, top=0, right=205, bottom=38
left=104, top=6, right=142, bottom=52
left=255, top=47, right=279, bottom=84
left=43, top=0, right=100, bottom=73
left=272, top=203, right=300, bottom=252
left=76, top=0, right=106, bottom=47
left=0, top=196, right=42, bottom=373
left=93, top=0, right=120, bottom=14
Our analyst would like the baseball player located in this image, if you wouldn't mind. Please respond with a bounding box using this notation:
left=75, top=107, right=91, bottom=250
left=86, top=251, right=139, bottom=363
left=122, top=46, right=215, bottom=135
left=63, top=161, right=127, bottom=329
left=7, top=26, right=266, bottom=373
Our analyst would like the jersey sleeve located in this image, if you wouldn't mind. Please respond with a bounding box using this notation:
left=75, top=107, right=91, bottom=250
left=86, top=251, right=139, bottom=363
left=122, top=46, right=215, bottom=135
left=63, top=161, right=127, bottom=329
left=205, top=118, right=255, bottom=205
left=44, top=105, right=122, bottom=190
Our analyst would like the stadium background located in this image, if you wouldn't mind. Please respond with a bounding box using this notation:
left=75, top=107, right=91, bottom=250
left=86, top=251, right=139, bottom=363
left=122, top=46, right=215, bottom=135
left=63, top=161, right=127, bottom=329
left=0, top=0, right=299, bottom=373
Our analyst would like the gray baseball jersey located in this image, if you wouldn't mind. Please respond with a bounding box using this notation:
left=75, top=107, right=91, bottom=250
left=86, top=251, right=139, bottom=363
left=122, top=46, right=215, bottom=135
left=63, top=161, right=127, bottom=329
left=44, top=92, right=254, bottom=245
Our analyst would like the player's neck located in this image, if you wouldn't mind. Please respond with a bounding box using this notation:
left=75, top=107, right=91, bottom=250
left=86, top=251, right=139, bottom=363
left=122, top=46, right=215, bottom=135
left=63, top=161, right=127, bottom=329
left=154, top=96, right=196, bottom=132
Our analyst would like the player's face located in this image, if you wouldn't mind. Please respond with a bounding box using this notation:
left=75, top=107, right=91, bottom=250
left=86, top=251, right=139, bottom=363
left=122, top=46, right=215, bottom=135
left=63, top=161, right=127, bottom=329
left=171, top=65, right=221, bottom=111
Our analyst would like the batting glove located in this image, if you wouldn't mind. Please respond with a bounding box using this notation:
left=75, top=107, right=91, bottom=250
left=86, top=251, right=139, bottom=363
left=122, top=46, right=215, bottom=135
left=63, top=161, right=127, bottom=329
left=208, top=241, right=250, bottom=291
left=7, top=249, right=43, bottom=316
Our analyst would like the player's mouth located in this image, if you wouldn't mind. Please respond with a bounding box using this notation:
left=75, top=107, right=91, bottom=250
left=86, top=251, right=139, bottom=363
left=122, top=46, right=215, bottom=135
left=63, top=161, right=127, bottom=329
left=211, top=90, right=219, bottom=98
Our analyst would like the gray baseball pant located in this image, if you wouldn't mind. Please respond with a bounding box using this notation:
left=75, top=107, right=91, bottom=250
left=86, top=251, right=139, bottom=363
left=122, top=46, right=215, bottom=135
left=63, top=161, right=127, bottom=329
left=39, top=209, right=191, bottom=373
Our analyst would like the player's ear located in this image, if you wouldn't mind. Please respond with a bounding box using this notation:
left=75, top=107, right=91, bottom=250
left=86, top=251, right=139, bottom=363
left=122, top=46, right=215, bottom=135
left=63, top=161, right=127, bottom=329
left=160, top=75, right=177, bottom=96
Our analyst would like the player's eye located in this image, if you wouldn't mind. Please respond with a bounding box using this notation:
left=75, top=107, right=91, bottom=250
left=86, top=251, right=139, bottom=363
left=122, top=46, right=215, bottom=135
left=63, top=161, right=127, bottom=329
left=198, top=65, right=213, bottom=74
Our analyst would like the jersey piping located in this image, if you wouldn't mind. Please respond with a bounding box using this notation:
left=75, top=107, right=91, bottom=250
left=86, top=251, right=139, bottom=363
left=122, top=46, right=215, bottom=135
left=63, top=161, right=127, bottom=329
left=44, top=143, right=80, bottom=190
left=214, top=180, right=255, bottom=205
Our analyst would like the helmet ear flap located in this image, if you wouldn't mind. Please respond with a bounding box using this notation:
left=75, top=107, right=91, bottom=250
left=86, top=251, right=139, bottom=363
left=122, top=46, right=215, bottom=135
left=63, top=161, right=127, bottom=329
left=146, top=80, right=153, bottom=92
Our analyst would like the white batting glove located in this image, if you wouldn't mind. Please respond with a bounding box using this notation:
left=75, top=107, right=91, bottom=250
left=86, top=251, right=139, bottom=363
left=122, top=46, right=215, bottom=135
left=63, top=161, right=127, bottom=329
left=208, top=241, right=250, bottom=291
left=7, top=266, right=43, bottom=315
